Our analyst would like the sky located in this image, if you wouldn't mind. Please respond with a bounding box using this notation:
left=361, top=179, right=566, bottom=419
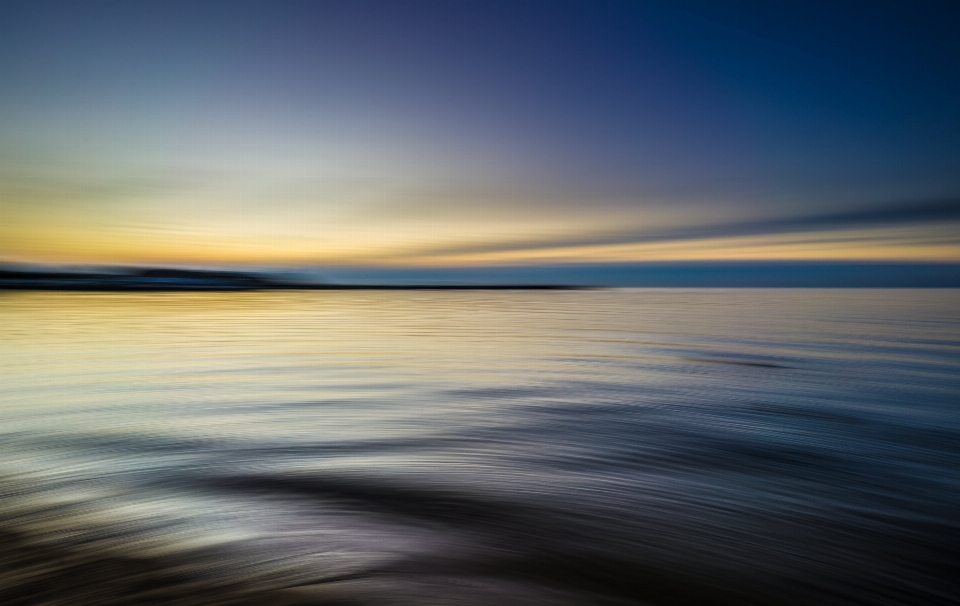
left=2, top=0, right=960, bottom=271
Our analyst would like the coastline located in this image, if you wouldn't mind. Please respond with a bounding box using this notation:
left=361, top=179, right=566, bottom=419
left=0, top=269, right=575, bottom=292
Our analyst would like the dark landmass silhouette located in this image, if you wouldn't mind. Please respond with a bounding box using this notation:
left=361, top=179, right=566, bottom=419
left=0, top=267, right=571, bottom=291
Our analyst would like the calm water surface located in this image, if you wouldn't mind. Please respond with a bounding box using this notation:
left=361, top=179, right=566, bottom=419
left=1, top=289, right=959, bottom=605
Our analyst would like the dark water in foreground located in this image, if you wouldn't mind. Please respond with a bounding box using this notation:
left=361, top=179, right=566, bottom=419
left=1, top=289, right=958, bottom=606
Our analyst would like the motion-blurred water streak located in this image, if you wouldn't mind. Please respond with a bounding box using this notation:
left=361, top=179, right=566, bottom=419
left=1, top=289, right=959, bottom=605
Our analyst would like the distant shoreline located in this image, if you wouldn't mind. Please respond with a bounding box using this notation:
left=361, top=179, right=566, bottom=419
left=0, top=284, right=577, bottom=291
left=0, top=269, right=575, bottom=291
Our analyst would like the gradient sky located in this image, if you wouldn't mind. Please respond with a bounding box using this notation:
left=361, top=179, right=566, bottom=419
left=2, top=0, right=959, bottom=268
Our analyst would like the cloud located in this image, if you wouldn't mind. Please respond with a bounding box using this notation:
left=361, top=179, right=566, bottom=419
left=398, top=196, right=960, bottom=260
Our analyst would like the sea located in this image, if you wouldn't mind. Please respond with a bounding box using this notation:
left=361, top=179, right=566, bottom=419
left=1, top=289, right=958, bottom=605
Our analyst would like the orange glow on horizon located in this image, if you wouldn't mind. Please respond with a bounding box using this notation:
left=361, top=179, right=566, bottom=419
left=3, top=216, right=958, bottom=268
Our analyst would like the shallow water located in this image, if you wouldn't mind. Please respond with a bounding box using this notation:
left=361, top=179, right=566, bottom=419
left=1, top=289, right=959, bottom=605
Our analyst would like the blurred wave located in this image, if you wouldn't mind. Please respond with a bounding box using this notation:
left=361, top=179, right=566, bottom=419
left=1, top=289, right=959, bottom=605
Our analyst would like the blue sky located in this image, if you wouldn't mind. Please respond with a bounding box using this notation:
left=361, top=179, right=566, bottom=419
left=2, top=1, right=959, bottom=269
